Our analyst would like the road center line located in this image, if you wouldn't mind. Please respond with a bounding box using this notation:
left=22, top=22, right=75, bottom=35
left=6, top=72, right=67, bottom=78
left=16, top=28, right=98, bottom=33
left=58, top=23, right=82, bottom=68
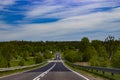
left=33, top=63, right=56, bottom=80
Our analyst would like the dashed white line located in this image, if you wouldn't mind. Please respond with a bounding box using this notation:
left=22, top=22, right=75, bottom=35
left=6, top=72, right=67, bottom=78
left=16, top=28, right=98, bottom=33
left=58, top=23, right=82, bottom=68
left=33, top=63, right=56, bottom=80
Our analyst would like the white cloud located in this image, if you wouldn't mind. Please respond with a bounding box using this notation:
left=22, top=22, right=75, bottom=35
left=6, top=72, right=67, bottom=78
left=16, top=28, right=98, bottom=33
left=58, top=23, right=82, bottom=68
left=25, top=0, right=120, bottom=19
left=0, top=0, right=15, bottom=5
left=41, top=1, right=120, bottom=18
left=0, top=0, right=120, bottom=41
left=0, top=21, right=12, bottom=29
left=0, top=0, right=16, bottom=10
left=22, top=0, right=120, bottom=23
left=25, top=5, right=63, bottom=18
left=0, top=7, right=120, bottom=41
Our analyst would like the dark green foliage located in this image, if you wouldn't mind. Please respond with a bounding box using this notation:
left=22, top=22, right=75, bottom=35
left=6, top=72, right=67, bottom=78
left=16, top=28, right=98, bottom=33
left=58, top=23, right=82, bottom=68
left=35, top=53, right=43, bottom=64
left=22, top=51, right=29, bottom=61
left=111, top=49, right=120, bottom=68
left=105, top=36, right=119, bottom=60
left=80, top=37, right=90, bottom=52
left=0, top=41, right=55, bottom=67
left=19, top=59, right=25, bottom=66
left=64, top=50, right=82, bottom=62
left=0, top=53, right=8, bottom=68
left=82, top=46, right=97, bottom=62
left=0, top=36, right=120, bottom=68
left=43, top=50, right=52, bottom=59
left=89, top=45, right=109, bottom=67
left=79, top=37, right=97, bottom=62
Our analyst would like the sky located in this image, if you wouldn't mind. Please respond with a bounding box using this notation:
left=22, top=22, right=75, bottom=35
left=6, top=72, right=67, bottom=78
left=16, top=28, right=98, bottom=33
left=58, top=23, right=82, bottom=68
left=0, top=0, right=120, bottom=41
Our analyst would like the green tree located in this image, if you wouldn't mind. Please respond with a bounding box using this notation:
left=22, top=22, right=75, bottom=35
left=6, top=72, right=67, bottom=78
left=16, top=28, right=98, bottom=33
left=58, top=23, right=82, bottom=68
left=43, top=50, right=52, bottom=59
left=19, top=59, right=25, bottom=66
left=35, top=53, right=43, bottom=64
left=1, top=45, right=13, bottom=67
left=89, top=55, right=99, bottom=66
left=64, top=50, right=82, bottom=62
left=22, top=51, right=29, bottom=61
left=0, top=53, right=7, bottom=68
left=90, top=45, right=109, bottom=67
left=82, top=46, right=97, bottom=62
left=80, top=37, right=90, bottom=52
left=105, top=36, right=118, bottom=60
left=111, top=50, right=120, bottom=68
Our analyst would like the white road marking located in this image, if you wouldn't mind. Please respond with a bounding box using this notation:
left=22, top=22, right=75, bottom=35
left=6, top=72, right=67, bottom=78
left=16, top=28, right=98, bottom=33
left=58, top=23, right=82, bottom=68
left=63, top=61, right=89, bottom=80
left=33, top=63, right=56, bottom=80
left=48, top=60, right=63, bottom=62
left=36, top=78, right=40, bottom=80
left=0, top=63, right=49, bottom=79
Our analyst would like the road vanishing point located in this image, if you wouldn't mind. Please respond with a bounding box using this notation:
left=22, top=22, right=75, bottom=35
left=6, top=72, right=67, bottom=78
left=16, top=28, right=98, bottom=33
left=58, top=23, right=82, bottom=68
left=0, top=53, right=89, bottom=80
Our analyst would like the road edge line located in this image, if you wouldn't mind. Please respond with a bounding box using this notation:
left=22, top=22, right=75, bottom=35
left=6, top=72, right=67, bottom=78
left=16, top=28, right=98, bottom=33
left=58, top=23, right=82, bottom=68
left=0, top=62, right=49, bottom=79
left=62, top=61, right=89, bottom=80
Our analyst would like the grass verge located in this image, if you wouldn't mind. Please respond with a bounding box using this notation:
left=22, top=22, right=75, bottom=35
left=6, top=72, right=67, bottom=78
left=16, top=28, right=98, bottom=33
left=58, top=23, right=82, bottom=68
left=65, top=61, right=113, bottom=80
left=0, top=62, right=48, bottom=77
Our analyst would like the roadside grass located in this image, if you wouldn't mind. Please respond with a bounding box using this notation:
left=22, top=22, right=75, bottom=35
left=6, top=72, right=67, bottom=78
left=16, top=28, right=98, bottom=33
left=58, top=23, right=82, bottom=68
left=10, top=60, right=19, bottom=67
left=77, top=66, right=120, bottom=80
left=24, top=58, right=35, bottom=65
left=65, top=61, right=120, bottom=80
left=0, top=62, right=47, bottom=77
left=10, top=57, right=35, bottom=67
left=73, top=62, right=120, bottom=80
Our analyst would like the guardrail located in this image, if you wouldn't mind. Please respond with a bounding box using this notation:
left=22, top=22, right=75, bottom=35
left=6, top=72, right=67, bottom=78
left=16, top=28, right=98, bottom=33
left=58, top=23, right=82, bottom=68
left=66, top=61, right=120, bottom=76
left=73, top=64, right=120, bottom=75
left=0, top=62, right=46, bottom=72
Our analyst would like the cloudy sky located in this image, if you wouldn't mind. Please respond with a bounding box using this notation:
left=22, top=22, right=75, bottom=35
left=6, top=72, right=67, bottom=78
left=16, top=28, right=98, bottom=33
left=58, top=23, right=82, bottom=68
left=0, top=0, right=120, bottom=41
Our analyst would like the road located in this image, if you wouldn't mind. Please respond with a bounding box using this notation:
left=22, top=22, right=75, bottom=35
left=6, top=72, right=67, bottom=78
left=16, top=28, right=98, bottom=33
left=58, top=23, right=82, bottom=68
left=0, top=53, right=89, bottom=80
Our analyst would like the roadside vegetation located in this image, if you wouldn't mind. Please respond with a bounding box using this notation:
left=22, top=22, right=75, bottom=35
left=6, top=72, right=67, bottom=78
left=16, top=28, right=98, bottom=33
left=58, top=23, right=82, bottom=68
left=0, top=41, right=54, bottom=68
left=0, top=36, right=120, bottom=79
left=63, top=36, right=120, bottom=68
left=65, top=61, right=120, bottom=80
left=0, top=35, right=120, bottom=69
left=0, top=62, right=47, bottom=77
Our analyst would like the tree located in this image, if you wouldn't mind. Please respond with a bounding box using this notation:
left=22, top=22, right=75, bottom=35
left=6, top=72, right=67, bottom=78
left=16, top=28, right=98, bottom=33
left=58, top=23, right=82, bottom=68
left=111, top=50, right=120, bottom=68
left=22, top=51, right=29, bottom=61
left=91, top=40, right=103, bottom=50
left=89, top=55, right=99, bottom=66
left=80, top=37, right=90, bottom=52
left=19, top=59, right=25, bottom=66
left=43, top=50, right=52, bottom=59
left=35, top=53, right=43, bottom=64
left=64, top=50, right=82, bottom=62
left=105, top=36, right=118, bottom=60
left=0, top=53, right=7, bottom=68
left=82, top=46, right=97, bottom=62
left=1, top=45, right=14, bottom=67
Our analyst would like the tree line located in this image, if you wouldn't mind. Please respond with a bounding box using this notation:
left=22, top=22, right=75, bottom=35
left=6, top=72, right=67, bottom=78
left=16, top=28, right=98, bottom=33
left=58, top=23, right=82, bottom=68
left=63, top=36, right=120, bottom=68
left=0, top=36, right=120, bottom=68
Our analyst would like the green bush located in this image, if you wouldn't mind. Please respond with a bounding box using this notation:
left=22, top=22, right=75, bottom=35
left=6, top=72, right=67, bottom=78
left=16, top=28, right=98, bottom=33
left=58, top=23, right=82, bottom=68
left=90, top=56, right=109, bottom=67
left=0, top=54, right=8, bottom=68
left=19, top=59, right=25, bottom=66
left=35, top=54, right=43, bottom=64
left=111, top=50, right=120, bottom=68
left=64, top=50, right=82, bottom=62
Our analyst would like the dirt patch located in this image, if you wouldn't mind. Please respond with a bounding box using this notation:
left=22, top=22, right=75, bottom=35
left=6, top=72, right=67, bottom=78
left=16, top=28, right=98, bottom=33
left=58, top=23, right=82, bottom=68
left=74, top=62, right=90, bottom=66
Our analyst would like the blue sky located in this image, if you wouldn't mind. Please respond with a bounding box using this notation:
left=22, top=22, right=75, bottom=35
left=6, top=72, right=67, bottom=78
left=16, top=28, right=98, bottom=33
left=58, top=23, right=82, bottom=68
left=0, top=0, right=120, bottom=41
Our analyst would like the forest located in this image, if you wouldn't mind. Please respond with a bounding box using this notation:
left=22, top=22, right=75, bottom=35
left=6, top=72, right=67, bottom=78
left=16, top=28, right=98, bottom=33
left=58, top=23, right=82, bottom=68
left=0, top=36, right=120, bottom=68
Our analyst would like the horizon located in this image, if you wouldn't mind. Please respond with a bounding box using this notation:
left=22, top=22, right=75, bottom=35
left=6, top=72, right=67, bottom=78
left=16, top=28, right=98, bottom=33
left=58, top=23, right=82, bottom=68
left=0, top=0, right=120, bottom=41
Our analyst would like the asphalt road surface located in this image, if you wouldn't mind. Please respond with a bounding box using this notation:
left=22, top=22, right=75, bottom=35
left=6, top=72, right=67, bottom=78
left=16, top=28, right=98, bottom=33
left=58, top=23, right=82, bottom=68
left=0, top=53, right=89, bottom=80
